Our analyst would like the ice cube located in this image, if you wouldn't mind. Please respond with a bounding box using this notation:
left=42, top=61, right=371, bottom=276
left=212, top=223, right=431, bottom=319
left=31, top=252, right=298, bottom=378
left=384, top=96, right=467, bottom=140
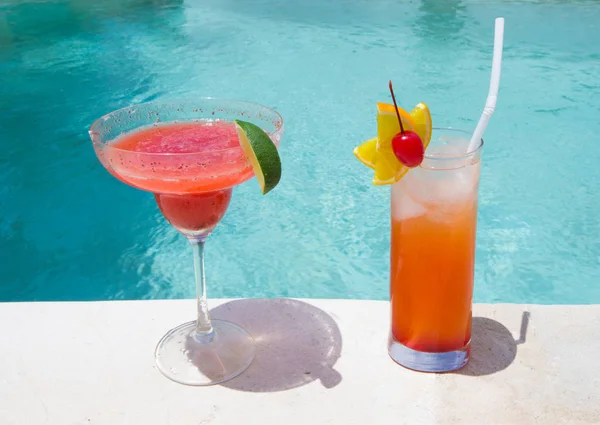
left=391, top=176, right=427, bottom=221
left=404, top=163, right=479, bottom=216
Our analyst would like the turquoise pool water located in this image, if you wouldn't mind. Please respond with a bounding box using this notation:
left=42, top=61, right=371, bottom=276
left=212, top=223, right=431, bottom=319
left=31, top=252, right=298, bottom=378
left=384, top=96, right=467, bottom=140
left=1, top=0, right=599, bottom=304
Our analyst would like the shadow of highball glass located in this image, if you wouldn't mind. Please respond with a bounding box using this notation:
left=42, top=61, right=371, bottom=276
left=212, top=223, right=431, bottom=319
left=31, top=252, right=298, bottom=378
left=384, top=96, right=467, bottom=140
left=460, top=311, right=530, bottom=376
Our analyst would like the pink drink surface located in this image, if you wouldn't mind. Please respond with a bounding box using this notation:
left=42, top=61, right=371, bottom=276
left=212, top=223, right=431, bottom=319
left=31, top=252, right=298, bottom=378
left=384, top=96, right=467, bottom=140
left=115, top=121, right=239, bottom=154
left=107, top=121, right=252, bottom=232
left=106, top=121, right=253, bottom=195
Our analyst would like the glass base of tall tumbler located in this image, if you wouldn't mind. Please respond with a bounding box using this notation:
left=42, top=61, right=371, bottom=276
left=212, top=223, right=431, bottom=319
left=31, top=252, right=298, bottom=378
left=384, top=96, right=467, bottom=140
left=388, top=336, right=470, bottom=373
left=155, top=319, right=256, bottom=386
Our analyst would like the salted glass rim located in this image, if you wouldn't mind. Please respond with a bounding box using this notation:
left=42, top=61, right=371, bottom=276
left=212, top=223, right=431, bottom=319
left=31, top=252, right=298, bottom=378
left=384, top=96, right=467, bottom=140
left=89, top=97, right=284, bottom=157
left=425, top=127, right=484, bottom=161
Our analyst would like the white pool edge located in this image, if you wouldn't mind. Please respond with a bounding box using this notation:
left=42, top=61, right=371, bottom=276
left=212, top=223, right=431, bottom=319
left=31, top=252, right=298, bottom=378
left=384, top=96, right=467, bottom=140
left=1, top=298, right=599, bottom=425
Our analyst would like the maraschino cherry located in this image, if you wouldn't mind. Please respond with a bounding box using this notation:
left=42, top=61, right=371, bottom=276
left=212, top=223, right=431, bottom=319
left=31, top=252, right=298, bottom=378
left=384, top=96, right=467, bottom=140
left=388, top=81, right=424, bottom=168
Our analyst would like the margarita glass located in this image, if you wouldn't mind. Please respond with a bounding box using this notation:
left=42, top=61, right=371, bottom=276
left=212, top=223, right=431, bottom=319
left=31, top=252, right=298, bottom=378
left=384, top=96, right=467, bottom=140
left=89, top=98, right=283, bottom=386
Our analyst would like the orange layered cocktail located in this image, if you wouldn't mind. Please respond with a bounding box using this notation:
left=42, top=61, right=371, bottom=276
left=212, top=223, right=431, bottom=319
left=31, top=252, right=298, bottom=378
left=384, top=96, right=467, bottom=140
left=389, top=131, right=482, bottom=370
left=354, top=83, right=483, bottom=372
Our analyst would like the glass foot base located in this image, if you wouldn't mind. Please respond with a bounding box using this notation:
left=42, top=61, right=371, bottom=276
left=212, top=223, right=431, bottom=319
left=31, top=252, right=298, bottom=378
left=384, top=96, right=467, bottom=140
left=388, top=336, right=470, bottom=373
left=155, top=319, right=256, bottom=386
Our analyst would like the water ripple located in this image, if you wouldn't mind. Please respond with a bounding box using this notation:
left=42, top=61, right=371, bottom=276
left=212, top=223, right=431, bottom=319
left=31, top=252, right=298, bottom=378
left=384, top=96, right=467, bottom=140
left=1, top=0, right=600, bottom=304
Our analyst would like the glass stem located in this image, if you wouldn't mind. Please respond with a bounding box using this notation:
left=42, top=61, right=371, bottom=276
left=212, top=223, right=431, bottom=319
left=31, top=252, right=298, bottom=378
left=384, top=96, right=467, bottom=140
left=189, top=237, right=214, bottom=340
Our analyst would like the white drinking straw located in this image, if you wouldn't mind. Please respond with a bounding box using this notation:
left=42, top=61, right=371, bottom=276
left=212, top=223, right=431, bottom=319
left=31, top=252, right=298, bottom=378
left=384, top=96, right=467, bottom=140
left=467, top=17, right=505, bottom=153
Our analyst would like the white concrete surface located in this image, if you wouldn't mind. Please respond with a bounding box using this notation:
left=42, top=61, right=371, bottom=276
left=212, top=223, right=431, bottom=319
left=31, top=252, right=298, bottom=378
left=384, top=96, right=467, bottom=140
left=0, top=299, right=599, bottom=425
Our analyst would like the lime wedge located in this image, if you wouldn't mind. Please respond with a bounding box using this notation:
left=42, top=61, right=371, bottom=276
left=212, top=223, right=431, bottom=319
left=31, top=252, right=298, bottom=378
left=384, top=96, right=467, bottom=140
left=234, top=119, right=282, bottom=195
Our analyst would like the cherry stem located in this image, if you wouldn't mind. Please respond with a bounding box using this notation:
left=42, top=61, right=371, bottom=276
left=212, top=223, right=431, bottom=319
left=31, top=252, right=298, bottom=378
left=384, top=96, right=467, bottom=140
left=388, top=80, right=404, bottom=134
